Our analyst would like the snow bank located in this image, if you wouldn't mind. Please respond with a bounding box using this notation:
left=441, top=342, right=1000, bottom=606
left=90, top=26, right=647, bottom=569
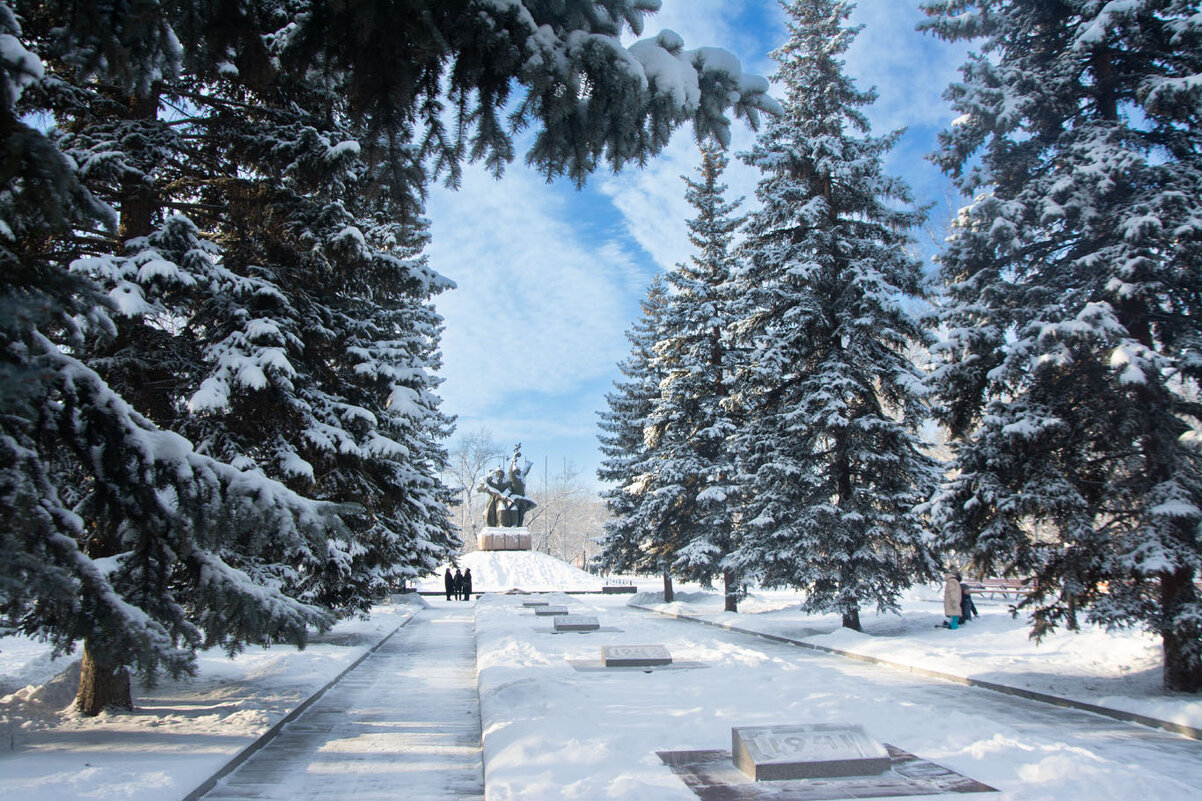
left=417, top=550, right=606, bottom=593
left=632, top=585, right=1202, bottom=733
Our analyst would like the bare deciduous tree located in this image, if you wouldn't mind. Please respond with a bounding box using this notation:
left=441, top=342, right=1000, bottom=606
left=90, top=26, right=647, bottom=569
left=444, top=428, right=503, bottom=552
left=526, top=460, right=611, bottom=567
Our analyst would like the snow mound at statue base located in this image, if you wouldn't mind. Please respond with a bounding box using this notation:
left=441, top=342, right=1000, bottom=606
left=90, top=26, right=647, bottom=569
left=420, top=550, right=605, bottom=593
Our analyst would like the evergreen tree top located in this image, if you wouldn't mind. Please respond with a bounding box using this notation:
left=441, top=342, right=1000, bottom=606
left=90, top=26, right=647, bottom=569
left=771, top=0, right=876, bottom=136
left=920, top=0, right=1201, bottom=185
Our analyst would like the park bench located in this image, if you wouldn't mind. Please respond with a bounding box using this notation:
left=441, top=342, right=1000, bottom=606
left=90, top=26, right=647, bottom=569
left=961, top=577, right=1029, bottom=600
left=963, top=577, right=1202, bottom=602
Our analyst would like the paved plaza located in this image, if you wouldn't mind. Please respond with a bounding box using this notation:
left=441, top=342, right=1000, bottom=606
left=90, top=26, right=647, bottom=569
left=201, top=605, right=483, bottom=801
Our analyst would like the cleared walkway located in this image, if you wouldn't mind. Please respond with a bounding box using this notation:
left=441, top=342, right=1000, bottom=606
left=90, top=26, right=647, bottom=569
left=202, top=602, right=484, bottom=801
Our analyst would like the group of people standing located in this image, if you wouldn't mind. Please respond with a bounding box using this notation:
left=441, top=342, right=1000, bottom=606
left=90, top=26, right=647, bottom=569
left=444, top=567, right=473, bottom=601
left=942, top=572, right=978, bottom=629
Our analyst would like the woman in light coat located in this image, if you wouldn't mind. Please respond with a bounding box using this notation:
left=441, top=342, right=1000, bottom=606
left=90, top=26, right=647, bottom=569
left=943, top=573, right=962, bottom=629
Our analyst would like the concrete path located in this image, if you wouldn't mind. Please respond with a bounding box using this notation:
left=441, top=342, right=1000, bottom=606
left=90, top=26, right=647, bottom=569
left=201, top=602, right=484, bottom=801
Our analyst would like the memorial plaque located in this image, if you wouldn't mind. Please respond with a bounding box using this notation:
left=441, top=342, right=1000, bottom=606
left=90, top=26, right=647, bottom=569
left=732, top=724, right=891, bottom=781
left=522, top=600, right=549, bottom=607
left=553, top=615, right=600, bottom=632
left=534, top=605, right=570, bottom=616
left=601, top=644, right=673, bottom=667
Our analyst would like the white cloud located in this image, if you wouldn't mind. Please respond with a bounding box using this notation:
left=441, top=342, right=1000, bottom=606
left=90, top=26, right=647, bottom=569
left=597, top=125, right=764, bottom=274
left=845, top=0, right=970, bottom=134
left=429, top=163, right=640, bottom=422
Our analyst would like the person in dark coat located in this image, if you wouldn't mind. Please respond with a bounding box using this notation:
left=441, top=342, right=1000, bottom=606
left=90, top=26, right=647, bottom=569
left=461, top=568, right=473, bottom=601
left=453, top=568, right=463, bottom=601
left=959, top=575, right=978, bottom=622
left=444, top=568, right=454, bottom=602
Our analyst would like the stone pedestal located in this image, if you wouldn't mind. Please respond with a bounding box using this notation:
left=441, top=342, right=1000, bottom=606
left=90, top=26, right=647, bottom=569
left=601, top=645, right=672, bottom=667
left=477, top=526, right=532, bottom=551
left=731, top=724, right=891, bottom=781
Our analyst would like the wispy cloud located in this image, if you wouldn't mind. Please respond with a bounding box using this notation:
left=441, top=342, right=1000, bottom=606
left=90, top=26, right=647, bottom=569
left=846, top=1, right=968, bottom=134
left=428, top=163, right=641, bottom=423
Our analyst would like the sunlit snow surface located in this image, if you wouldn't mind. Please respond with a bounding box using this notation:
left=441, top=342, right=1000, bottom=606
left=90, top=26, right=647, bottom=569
left=476, top=591, right=1202, bottom=801
left=417, top=550, right=606, bottom=593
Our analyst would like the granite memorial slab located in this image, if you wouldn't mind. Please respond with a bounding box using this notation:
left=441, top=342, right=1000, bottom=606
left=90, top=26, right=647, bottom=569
left=732, top=724, right=891, bottom=781
left=534, top=605, right=570, bottom=616
left=553, top=615, right=601, bottom=632
left=657, top=745, right=996, bottom=801
left=602, top=644, right=673, bottom=667
left=521, top=600, right=550, bottom=607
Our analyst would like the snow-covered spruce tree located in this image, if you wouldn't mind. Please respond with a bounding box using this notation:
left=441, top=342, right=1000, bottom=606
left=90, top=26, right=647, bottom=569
left=596, top=276, right=680, bottom=600
left=645, top=145, right=747, bottom=612
left=728, top=0, right=940, bottom=630
left=0, top=3, right=338, bottom=715
left=20, top=0, right=458, bottom=703
left=158, top=103, right=460, bottom=614
left=922, top=0, right=1202, bottom=691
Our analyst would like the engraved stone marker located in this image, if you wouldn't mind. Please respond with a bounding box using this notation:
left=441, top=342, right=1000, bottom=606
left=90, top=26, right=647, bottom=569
left=553, top=615, right=601, bottom=632
left=478, top=526, right=533, bottom=551
left=601, top=644, right=673, bottom=667
left=732, top=724, right=891, bottom=781
left=534, top=605, right=570, bottom=616
left=521, top=600, right=549, bottom=607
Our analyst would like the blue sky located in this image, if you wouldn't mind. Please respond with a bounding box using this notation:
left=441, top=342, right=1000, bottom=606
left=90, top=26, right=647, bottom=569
left=426, top=0, right=971, bottom=490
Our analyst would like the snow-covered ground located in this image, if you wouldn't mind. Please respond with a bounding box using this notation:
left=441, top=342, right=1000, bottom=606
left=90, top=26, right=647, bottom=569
left=476, top=590, right=1202, bottom=800
left=633, top=585, right=1202, bottom=734
left=2, top=557, right=1201, bottom=800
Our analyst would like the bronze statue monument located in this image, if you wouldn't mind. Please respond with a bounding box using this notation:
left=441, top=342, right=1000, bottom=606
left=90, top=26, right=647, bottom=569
left=477, top=443, right=536, bottom=528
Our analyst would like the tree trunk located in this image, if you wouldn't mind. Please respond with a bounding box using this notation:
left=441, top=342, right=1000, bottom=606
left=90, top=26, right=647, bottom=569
left=723, top=570, right=739, bottom=613
left=1065, top=586, right=1079, bottom=632
left=1161, top=569, right=1202, bottom=693
left=117, top=91, right=160, bottom=242
left=75, top=643, right=133, bottom=716
left=832, top=440, right=860, bottom=632
left=662, top=572, right=674, bottom=603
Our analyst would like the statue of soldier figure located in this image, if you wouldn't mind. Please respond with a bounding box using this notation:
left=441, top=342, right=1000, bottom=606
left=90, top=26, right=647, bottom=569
left=478, top=444, right=536, bottom=527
